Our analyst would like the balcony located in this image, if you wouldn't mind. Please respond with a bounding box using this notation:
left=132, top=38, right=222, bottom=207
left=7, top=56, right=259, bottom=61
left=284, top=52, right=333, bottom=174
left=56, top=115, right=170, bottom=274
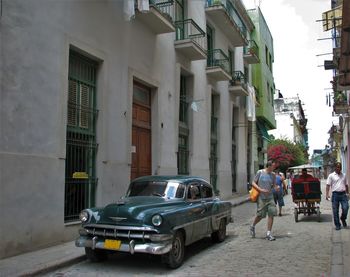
left=135, top=0, right=175, bottom=34
left=333, top=102, right=348, bottom=114
left=229, top=71, right=249, bottom=96
left=174, top=19, right=207, bottom=61
left=206, top=49, right=231, bottom=81
left=332, top=75, right=350, bottom=91
left=205, top=0, right=247, bottom=47
left=333, top=92, right=349, bottom=114
left=243, top=40, right=259, bottom=64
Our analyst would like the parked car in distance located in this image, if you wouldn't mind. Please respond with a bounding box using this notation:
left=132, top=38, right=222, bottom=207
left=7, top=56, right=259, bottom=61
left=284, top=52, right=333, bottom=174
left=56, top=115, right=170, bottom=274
left=75, top=175, right=233, bottom=268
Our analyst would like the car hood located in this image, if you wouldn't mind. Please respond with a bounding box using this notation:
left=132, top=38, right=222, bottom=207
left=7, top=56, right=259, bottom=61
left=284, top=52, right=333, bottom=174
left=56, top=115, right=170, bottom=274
left=93, top=196, right=182, bottom=225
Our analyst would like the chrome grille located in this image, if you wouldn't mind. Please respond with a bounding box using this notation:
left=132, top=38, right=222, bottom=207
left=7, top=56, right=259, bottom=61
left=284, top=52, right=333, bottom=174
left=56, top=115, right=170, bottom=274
left=84, top=224, right=159, bottom=240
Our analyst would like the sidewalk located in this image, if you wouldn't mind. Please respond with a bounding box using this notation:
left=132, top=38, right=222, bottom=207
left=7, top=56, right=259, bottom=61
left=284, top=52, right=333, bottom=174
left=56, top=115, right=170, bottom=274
left=331, top=223, right=350, bottom=277
left=0, top=240, right=85, bottom=277
left=0, top=193, right=348, bottom=276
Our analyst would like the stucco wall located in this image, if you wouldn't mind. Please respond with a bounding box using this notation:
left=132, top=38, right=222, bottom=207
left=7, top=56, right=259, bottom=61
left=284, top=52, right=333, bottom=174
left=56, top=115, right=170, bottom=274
left=0, top=0, right=253, bottom=257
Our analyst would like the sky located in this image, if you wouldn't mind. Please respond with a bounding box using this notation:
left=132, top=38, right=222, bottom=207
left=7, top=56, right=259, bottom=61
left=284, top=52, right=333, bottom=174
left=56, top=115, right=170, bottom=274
left=242, top=0, right=337, bottom=154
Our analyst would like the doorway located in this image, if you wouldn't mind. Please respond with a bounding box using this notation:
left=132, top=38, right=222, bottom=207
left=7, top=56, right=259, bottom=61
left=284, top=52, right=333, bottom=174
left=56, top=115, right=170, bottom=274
left=131, top=82, right=152, bottom=180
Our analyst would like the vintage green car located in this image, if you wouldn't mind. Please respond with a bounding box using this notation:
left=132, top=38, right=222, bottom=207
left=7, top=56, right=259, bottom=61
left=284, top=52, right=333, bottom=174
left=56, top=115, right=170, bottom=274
left=75, top=175, right=232, bottom=268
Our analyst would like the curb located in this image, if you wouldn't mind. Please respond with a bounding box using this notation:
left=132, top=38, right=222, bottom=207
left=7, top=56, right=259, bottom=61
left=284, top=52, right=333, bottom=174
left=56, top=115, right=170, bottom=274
left=330, top=226, right=343, bottom=277
left=330, top=225, right=350, bottom=277
left=232, top=199, right=250, bottom=207
left=230, top=195, right=250, bottom=207
left=21, top=255, right=86, bottom=277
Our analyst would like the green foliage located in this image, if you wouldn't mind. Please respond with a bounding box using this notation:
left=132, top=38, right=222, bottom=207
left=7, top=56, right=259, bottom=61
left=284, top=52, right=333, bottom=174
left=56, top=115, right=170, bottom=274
left=334, top=91, right=347, bottom=104
left=267, top=138, right=308, bottom=171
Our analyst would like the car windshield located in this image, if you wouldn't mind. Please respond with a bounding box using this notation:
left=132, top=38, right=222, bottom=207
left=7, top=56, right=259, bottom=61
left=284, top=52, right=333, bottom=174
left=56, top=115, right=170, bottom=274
left=127, top=181, right=185, bottom=199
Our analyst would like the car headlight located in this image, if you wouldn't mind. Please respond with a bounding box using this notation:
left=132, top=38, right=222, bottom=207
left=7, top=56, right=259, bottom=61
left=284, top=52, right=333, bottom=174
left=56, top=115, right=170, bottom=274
left=151, top=214, right=162, bottom=226
left=79, top=210, right=89, bottom=223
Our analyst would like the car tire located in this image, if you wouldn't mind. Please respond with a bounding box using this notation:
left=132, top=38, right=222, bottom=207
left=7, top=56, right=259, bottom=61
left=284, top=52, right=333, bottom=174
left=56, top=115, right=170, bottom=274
left=211, top=218, right=226, bottom=243
left=162, top=231, right=185, bottom=269
left=85, top=247, right=108, bottom=262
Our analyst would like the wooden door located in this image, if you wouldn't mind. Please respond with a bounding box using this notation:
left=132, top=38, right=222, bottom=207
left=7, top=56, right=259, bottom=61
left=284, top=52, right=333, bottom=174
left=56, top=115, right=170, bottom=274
left=131, top=83, right=151, bottom=180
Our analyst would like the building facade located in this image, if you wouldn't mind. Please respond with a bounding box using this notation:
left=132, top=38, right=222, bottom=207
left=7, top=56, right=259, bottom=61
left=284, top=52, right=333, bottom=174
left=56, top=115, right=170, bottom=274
left=0, top=0, right=275, bottom=258
left=269, top=95, right=309, bottom=150
left=247, top=7, right=277, bottom=170
left=321, top=0, right=350, bottom=178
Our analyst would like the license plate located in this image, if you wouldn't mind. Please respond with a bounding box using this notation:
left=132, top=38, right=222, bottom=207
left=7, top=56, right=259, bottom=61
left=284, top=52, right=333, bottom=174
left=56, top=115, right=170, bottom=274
left=104, top=239, right=121, bottom=250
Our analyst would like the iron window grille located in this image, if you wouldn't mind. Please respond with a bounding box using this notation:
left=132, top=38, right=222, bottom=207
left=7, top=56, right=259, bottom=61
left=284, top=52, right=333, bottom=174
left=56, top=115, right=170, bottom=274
left=65, top=51, right=98, bottom=222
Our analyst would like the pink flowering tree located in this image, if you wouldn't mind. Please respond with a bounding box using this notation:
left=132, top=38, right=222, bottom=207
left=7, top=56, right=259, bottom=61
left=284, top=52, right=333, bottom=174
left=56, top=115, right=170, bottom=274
left=267, top=139, right=308, bottom=171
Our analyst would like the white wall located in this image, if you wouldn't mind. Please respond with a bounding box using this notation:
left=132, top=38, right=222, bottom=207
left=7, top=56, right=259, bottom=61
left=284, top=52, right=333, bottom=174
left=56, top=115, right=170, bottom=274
left=0, top=0, right=251, bottom=257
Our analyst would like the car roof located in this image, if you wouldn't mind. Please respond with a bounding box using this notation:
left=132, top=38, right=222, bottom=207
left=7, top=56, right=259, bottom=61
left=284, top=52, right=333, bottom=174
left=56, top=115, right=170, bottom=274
left=131, top=175, right=208, bottom=184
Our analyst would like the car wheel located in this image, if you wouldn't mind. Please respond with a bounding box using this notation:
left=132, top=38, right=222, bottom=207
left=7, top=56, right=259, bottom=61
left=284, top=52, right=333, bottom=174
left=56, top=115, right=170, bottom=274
left=162, top=231, right=185, bottom=269
left=211, top=218, right=226, bottom=243
left=85, top=247, right=108, bottom=262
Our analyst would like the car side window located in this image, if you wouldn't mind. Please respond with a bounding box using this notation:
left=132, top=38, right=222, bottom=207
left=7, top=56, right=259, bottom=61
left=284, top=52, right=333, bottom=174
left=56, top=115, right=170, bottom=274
left=187, top=183, right=201, bottom=200
left=201, top=183, right=213, bottom=198
left=163, top=182, right=185, bottom=199
left=175, top=183, right=185, bottom=198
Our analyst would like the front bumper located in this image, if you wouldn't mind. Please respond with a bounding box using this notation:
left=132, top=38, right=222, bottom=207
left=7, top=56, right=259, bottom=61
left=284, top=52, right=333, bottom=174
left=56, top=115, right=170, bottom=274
left=75, top=236, right=172, bottom=255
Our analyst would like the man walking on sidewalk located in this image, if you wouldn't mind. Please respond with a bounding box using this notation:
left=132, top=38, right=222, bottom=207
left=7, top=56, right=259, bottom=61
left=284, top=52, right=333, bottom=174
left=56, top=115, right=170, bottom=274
left=249, top=160, right=279, bottom=241
left=326, top=162, right=349, bottom=230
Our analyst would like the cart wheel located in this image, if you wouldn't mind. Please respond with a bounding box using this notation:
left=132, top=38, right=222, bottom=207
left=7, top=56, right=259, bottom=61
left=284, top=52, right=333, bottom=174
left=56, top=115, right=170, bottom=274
left=294, top=208, right=298, bottom=222
left=316, top=207, right=321, bottom=222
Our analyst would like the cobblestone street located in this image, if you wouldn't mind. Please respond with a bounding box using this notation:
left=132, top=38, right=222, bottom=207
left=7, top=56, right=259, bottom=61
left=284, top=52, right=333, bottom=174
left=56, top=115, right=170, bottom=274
left=168, top=182, right=332, bottom=277
left=42, top=181, right=334, bottom=277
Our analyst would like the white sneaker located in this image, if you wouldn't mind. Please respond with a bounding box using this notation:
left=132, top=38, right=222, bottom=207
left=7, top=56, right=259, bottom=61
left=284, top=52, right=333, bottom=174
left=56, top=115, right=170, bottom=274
left=266, top=234, right=276, bottom=241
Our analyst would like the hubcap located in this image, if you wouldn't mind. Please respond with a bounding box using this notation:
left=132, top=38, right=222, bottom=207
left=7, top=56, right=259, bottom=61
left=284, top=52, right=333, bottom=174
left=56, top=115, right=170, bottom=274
left=173, top=238, right=180, bottom=259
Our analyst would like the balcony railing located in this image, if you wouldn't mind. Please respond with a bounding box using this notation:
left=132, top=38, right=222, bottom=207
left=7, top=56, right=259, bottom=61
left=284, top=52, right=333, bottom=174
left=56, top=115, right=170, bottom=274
left=150, top=0, right=174, bottom=19
left=229, top=70, right=248, bottom=96
left=254, top=87, right=261, bottom=105
left=225, top=1, right=247, bottom=37
left=174, top=19, right=207, bottom=60
left=205, top=0, right=247, bottom=46
left=333, top=92, right=349, bottom=114
left=135, top=0, right=175, bottom=34
left=243, top=40, right=259, bottom=64
left=206, top=49, right=231, bottom=81
left=230, top=70, right=246, bottom=84
left=207, top=49, right=230, bottom=72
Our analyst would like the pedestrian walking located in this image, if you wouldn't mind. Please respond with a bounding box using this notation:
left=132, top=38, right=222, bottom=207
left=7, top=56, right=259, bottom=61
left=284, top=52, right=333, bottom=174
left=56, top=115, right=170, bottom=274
left=273, top=171, right=285, bottom=216
left=249, top=160, right=279, bottom=241
left=286, top=170, right=293, bottom=191
left=326, top=162, right=349, bottom=230
left=280, top=172, right=288, bottom=195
